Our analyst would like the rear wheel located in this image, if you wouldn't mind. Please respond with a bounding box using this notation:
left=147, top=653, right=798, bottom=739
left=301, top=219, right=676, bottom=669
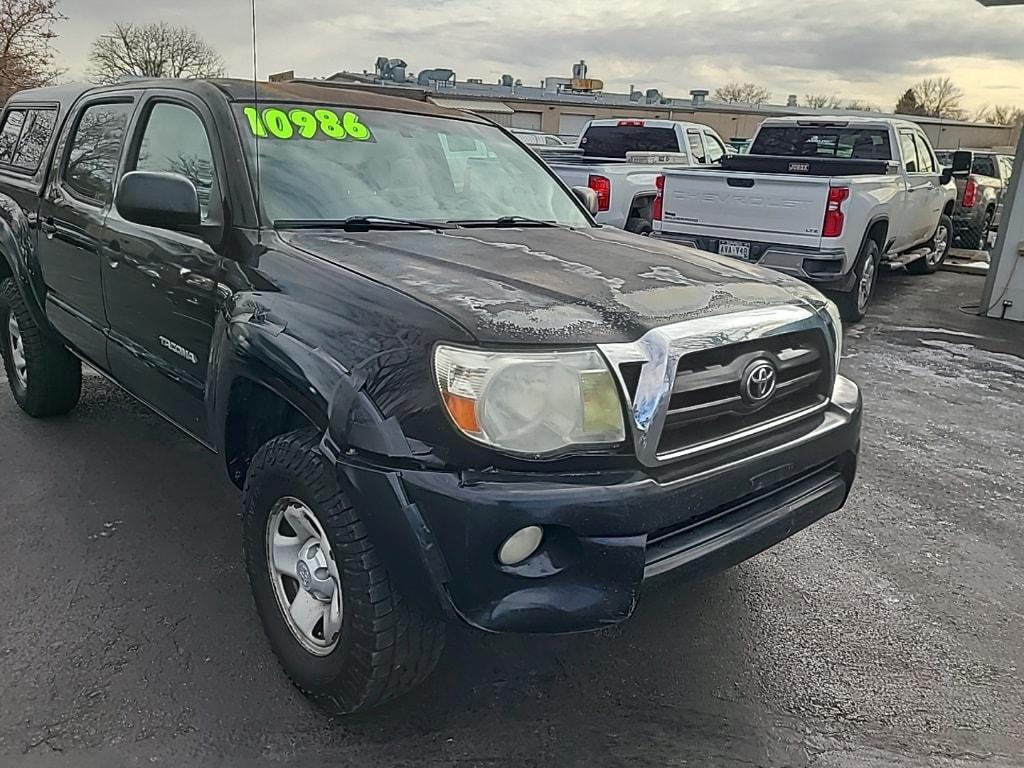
left=831, top=237, right=880, bottom=323
left=242, top=428, right=445, bottom=715
left=974, top=209, right=994, bottom=251
left=907, top=214, right=951, bottom=275
left=0, top=278, right=81, bottom=416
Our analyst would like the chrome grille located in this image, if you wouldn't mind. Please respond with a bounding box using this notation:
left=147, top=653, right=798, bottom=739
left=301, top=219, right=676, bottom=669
left=658, top=330, right=830, bottom=456
left=599, top=304, right=837, bottom=467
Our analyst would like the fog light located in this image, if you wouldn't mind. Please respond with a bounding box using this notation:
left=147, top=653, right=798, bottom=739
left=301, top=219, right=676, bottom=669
left=497, top=526, right=544, bottom=566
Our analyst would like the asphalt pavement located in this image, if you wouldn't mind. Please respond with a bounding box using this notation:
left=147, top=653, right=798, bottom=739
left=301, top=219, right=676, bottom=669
left=1, top=270, right=1022, bottom=768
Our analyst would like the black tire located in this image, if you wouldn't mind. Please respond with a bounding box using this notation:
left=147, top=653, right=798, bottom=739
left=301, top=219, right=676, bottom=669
left=0, top=278, right=81, bottom=416
left=975, top=209, right=994, bottom=251
left=907, top=214, right=952, bottom=275
left=830, top=237, right=880, bottom=323
left=242, top=428, right=445, bottom=715
left=625, top=217, right=653, bottom=236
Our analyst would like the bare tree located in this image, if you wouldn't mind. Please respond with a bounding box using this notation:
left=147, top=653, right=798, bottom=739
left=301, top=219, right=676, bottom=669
left=908, top=77, right=966, bottom=120
left=844, top=100, right=878, bottom=113
left=895, top=88, right=925, bottom=116
left=975, top=104, right=1024, bottom=126
left=803, top=94, right=843, bottom=110
left=0, top=0, right=65, bottom=104
left=713, top=82, right=772, bottom=106
left=87, top=22, right=226, bottom=83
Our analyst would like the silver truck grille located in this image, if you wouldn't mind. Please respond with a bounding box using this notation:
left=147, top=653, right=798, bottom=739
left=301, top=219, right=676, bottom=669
left=599, top=305, right=836, bottom=467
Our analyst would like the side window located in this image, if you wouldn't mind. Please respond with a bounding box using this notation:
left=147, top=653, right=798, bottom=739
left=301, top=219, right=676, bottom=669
left=64, top=102, right=133, bottom=204
left=133, top=102, right=217, bottom=219
left=686, top=130, right=706, bottom=163
left=0, top=110, right=26, bottom=164
left=914, top=133, right=935, bottom=174
left=703, top=132, right=726, bottom=164
left=11, top=109, right=56, bottom=171
left=898, top=131, right=919, bottom=173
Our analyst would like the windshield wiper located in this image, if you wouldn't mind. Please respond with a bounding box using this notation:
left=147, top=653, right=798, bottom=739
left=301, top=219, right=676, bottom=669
left=445, top=216, right=561, bottom=228
left=274, top=216, right=456, bottom=232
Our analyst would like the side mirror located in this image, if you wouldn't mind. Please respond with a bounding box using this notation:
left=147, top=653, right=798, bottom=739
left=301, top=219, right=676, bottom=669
left=115, top=171, right=201, bottom=229
left=951, top=150, right=973, bottom=179
left=941, top=166, right=954, bottom=185
left=572, top=185, right=599, bottom=215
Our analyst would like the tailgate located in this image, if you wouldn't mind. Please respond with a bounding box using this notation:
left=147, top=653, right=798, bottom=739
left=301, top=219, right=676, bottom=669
left=660, top=168, right=831, bottom=248
left=548, top=164, right=594, bottom=189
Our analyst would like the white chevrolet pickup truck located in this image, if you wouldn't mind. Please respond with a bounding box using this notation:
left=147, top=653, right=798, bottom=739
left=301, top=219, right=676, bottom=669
left=546, top=119, right=731, bottom=233
left=653, top=116, right=957, bottom=321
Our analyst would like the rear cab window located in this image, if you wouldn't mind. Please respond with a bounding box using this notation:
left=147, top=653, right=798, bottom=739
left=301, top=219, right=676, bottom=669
left=0, top=106, right=58, bottom=173
left=752, top=126, right=893, bottom=160
left=580, top=123, right=680, bottom=158
left=62, top=101, right=134, bottom=204
left=971, top=154, right=997, bottom=178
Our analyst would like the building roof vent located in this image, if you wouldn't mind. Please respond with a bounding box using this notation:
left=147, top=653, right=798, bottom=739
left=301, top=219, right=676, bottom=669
left=690, top=89, right=709, bottom=106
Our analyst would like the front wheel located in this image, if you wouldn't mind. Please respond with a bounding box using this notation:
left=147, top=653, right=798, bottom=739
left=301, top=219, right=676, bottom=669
left=0, top=278, right=81, bottom=416
left=242, top=428, right=445, bottom=715
left=830, top=237, right=880, bottom=323
left=907, top=214, right=952, bottom=275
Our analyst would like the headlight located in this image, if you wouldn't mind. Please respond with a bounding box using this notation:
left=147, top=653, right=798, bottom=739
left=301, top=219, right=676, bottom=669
left=822, top=299, right=843, bottom=372
left=433, top=345, right=626, bottom=455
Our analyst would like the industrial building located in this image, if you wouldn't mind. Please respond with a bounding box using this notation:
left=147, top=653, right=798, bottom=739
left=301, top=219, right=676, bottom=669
left=307, top=58, right=1020, bottom=150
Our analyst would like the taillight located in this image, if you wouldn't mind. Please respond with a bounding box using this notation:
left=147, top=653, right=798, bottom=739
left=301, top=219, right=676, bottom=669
left=962, top=177, right=978, bottom=208
left=653, top=174, right=665, bottom=221
left=589, top=175, right=611, bottom=212
left=822, top=186, right=850, bottom=238
left=617, top=120, right=645, bottom=127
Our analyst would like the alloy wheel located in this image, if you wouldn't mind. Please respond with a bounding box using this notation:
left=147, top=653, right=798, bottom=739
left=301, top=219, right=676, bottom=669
left=929, top=224, right=949, bottom=266
left=266, top=497, right=343, bottom=656
left=6, top=310, right=27, bottom=389
left=857, top=255, right=877, bottom=314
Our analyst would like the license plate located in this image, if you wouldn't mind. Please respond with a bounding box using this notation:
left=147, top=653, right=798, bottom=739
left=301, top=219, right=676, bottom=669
left=718, top=240, right=751, bottom=259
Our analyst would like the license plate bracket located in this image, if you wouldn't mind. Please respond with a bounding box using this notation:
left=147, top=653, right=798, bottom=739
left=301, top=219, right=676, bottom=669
left=718, top=240, right=751, bottom=260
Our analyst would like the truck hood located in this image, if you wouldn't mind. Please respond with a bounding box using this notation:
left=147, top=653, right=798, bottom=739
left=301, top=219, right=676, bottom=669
left=279, top=225, right=826, bottom=344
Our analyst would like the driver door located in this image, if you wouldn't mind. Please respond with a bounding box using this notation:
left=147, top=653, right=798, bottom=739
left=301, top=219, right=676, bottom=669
left=100, top=92, right=225, bottom=442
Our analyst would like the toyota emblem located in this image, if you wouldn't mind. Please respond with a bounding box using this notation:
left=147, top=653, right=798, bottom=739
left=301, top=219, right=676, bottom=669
left=742, top=360, right=777, bottom=403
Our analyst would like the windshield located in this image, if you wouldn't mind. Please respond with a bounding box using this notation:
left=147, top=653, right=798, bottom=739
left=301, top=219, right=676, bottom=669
left=751, top=126, right=893, bottom=160
left=234, top=104, right=590, bottom=227
left=580, top=125, right=680, bottom=158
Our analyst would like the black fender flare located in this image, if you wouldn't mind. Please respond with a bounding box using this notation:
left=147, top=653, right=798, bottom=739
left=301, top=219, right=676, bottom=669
left=209, top=311, right=452, bottom=617
left=0, top=199, right=50, bottom=333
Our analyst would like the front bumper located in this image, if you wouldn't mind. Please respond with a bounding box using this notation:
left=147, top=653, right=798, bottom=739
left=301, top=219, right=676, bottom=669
left=655, top=232, right=856, bottom=292
left=339, top=376, right=861, bottom=635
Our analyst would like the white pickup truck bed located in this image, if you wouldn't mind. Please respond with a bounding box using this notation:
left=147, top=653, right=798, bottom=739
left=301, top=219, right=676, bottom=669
left=543, top=119, right=731, bottom=232
left=654, top=117, right=957, bottom=321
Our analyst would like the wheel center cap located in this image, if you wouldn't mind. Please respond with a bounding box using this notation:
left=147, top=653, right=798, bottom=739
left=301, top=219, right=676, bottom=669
left=295, top=539, right=334, bottom=601
left=296, top=560, right=313, bottom=590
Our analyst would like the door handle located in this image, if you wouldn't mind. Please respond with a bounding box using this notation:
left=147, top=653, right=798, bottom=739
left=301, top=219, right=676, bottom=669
left=106, top=238, right=121, bottom=268
left=40, top=217, right=57, bottom=235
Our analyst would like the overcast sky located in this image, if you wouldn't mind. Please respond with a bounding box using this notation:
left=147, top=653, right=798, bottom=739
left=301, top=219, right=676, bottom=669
left=55, top=0, right=1024, bottom=114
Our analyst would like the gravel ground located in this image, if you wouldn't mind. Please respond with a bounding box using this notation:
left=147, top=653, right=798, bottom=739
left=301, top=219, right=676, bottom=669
left=0, top=270, right=1021, bottom=768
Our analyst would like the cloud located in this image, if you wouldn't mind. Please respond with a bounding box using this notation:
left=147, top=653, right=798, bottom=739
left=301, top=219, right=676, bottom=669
left=53, top=0, right=1024, bottom=110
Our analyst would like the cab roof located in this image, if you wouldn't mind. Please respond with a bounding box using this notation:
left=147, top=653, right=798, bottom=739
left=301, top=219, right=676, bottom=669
left=7, top=78, right=486, bottom=123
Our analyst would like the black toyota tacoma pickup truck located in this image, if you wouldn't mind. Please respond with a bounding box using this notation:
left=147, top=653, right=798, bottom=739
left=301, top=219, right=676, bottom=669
left=0, top=79, right=861, bottom=714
